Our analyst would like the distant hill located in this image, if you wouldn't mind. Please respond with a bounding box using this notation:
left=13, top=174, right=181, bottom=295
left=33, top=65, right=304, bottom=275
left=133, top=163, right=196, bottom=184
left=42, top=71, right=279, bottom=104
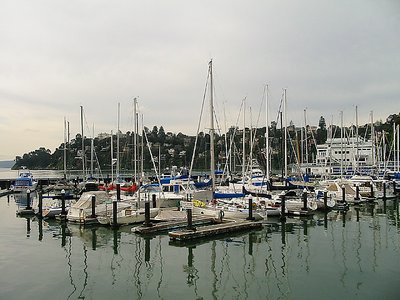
left=0, top=160, right=15, bottom=168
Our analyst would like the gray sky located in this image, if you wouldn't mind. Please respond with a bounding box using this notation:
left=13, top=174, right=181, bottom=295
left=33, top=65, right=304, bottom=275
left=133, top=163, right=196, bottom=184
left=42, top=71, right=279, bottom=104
left=0, top=0, right=399, bottom=160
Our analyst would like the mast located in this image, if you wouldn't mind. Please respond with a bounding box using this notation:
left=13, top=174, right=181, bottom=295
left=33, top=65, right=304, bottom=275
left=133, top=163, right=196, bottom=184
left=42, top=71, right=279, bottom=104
left=133, top=98, right=138, bottom=184
left=209, top=60, right=216, bottom=194
left=80, top=106, right=85, bottom=180
left=301, top=111, right=304, bottom=164
left=117, top=102, right=120, bottom=181
left=265, top=84, right=270, bottom=180
left=383, top=130, right=386, bottom=169
left=304, top=108, right=308, bottom=164
left=394, top=122, right=396, bottom=172
left=223, top=102, right=229, bottom=179
left=370, top=111, right=376, bottom=167
left=249, top=106, right=253, bottom=181
left=397, top=124, right=400, bottom=172
left=111, top=130, right=114, bottom=183
left=141, top=113, right=144, bottom=182
left=284, top=88, right=288, bottom=179
left=242, top=98, right=246, bottom=183
left=340, top=110, right=344, bottom=179
left=63, top=117, right=67, bottom=180
left=90, top=125, right=94, bottom=178
left=355, top=105, right=359, bottom=172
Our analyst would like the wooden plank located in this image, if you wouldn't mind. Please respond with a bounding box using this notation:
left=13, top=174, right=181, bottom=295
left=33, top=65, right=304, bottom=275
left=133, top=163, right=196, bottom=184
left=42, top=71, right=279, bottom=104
left=132, top=216, right=218, bottom=234
left=169, top=221, right=262, bottom=241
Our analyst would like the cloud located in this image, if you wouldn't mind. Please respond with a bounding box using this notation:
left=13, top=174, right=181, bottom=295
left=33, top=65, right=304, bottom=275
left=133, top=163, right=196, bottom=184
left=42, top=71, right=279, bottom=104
left=0, top=0, right=399, bottom=159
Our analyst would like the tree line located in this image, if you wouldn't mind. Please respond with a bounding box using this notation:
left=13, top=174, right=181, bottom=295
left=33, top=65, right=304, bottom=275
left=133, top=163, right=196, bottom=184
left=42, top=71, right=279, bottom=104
left=13, top=113, right=400, bottom=174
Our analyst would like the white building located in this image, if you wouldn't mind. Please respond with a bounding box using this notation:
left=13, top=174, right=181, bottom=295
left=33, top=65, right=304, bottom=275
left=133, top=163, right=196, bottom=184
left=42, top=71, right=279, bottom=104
left=298, top=137, right=375, bottom=177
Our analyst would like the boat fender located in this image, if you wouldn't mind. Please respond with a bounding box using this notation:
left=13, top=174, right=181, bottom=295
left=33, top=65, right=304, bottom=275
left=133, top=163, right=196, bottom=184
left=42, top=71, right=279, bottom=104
left=219, top=210, right=224, bottom=221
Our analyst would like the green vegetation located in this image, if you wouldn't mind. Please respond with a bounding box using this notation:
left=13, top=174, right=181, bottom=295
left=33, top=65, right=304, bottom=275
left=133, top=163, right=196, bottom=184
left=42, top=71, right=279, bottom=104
left=13, top=113, right=400, bottom=173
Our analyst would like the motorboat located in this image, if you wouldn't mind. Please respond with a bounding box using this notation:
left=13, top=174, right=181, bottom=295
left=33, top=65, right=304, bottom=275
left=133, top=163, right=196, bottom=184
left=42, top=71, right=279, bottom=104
left=11, top=167, right=38, bottom=193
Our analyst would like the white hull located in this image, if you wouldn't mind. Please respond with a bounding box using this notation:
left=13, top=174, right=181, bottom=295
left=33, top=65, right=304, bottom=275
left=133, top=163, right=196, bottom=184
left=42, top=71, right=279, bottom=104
left=193, top=206, right=264, bottom=221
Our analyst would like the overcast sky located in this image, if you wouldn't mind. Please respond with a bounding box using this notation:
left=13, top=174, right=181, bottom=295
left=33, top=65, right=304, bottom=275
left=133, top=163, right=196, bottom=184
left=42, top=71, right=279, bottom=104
left=0, top=0, right=399, bottom=160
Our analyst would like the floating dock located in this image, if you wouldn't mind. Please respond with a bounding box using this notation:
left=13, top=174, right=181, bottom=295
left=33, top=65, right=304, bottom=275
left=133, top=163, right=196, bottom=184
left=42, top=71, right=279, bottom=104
left=132, top=216, right=218, bottom=234
left=169, top=220, right=262, bottom=241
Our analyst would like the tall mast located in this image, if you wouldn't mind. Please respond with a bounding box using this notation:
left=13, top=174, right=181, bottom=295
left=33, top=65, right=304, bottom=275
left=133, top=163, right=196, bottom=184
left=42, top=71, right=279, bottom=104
left=340, top=110, right=344, bottom=179
left=80, top=106, right=85, bottom=180
left=63, top=117, right=67, bottom=180
left=242, top=98, right=246, bottom=183
left=209, top=60, right=216, bottom=194
left=284, top=88, right=288, bottom=178
left=370, top=111, right=376, bottom=167
left=111, top=130, right=114, bottom=183
left=249, top=106, right=253, bottom=177
left=90, top=124, right=94, bottom=178
left=133, top=98, right=138, bottom=184
left=304, top=108, right=308, bottom=164
left=397, top=124, right=400, bottom=172
left=265, top=84, right=270, bottom=180
left=117, top=102, right=120, bottom=181
left=355, top=105, right=359, bottom=172
left=301, top=111, right=304, bottom=164
left=141, top=113, right=144, bottom=182
left=393, top=122, right=396, bottom=172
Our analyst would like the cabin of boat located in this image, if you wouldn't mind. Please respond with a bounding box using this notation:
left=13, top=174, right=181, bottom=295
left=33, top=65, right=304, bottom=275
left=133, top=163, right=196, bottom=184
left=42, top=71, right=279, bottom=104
left=12, top=167, right=38, bottom=193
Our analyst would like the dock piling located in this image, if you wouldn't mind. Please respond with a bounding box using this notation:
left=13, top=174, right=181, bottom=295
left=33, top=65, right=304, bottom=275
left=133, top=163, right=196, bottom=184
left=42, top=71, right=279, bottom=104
left=246, top=196, right=254, bottom=221
left=112, top=199, right=118, bottom=228
left=117, top=184, right=121, bottom=201
left=323, top=190, right=328, bottom=209
left=152, top=194, right=157, bottom=208
left=187, top=208, right=194, bottom=230
left=144, top=201, right=152, bottom=227
left=341, top=185, right=346, bottom=203
left=26, top=189, right=32, bottom=210
left=370, top=181, right=374, bottom=198
left=302, top=188, right=308, bottom=211
left=355, top=184, right=360, bottom=201
left=38, top=191, right=43, bottom=218
left=91, top=195, right=96, bottom=218
left=61, top=189, right=66, bottom=216
left=383, top=182, right=387, bottom=200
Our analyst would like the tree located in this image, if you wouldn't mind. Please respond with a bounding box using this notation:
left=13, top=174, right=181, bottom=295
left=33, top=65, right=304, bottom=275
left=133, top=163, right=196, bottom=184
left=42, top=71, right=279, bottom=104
left=318, top=116, right=326, bottom=130
left=316, top=116, right=327, bottom=144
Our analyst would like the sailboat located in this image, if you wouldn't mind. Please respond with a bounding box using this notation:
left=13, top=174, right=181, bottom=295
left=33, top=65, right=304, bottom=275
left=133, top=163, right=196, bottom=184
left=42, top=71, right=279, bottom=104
left=191, top=60, right=265, bottom=220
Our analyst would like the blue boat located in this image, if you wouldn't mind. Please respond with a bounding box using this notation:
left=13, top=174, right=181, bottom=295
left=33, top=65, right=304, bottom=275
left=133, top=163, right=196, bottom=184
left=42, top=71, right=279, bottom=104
left=11, top=167, right=38, bottom=193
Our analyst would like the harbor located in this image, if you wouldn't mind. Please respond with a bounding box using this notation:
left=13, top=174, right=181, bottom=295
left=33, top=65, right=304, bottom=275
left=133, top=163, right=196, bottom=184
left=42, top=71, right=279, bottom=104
left=1, top=186, right=400, bottom=299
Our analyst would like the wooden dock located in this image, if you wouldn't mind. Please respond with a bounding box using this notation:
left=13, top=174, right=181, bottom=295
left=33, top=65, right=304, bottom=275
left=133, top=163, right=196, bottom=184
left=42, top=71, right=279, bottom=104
left=132, top=216, right=218, bottom=234
left=168, top=220, right=263, bottom=241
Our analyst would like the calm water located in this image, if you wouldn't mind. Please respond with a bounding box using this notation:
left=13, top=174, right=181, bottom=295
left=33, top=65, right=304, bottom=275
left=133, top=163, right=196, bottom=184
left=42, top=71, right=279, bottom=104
left=1, top=192, right=400, bottom=300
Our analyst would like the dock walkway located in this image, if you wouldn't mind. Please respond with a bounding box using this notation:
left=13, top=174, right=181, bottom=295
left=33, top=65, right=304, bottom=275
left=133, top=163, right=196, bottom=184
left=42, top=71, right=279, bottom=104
left=169, top=220, right=263, bottom=241
left=132, top=216, right=218, bottom=234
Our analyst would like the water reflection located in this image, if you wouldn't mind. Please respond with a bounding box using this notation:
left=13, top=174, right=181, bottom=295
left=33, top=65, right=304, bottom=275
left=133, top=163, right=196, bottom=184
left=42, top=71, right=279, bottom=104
left=4, top=194, right=400, bottom=299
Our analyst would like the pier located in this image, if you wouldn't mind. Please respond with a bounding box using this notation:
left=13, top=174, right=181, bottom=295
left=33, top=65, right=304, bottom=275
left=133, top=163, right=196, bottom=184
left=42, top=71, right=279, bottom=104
left=132, top=216, right=218, bottom=234
left=169, top=220, right=263, bottom=241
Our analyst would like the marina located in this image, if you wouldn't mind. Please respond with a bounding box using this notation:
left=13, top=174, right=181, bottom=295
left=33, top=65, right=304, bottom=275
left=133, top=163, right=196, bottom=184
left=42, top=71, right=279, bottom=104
left=1, top=183, right=400, bottom=299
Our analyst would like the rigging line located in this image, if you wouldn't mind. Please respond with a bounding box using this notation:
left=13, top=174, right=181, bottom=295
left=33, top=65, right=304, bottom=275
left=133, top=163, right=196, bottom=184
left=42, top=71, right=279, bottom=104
left=221, top=98, right=245, bottom=179
left=287, top=128, right=307, bottom=187
left=188, top=63, right=210, bottom=189
left=244, top=88, right=266, bottom=177
left=143, top=122, right=165, bottom=204
left=275, top=89, right=285, bottom=124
